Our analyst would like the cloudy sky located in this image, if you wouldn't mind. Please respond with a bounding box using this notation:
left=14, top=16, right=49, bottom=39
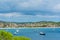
left=0, top=0, right=60, bottom=22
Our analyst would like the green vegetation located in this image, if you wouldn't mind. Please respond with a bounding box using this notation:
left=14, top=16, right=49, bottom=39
left=13, top=36, right=31, bottom=40
left=0, top=30, right=13, bottom=40
left=0, top=21, right=60, bottom=28
left=0, top=30, right=31, bottom=40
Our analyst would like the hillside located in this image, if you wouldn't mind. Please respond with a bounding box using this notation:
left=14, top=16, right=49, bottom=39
left=0, top=21, right=60, bottom=28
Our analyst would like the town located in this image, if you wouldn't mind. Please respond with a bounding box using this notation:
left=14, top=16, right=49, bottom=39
left=0, top=21, right=60, bottom=28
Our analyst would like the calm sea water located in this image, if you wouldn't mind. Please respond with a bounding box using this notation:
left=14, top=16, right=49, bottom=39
left=0, top=28, right=60, bottom=40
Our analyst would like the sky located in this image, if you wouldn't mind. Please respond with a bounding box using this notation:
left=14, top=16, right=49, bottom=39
left=0, top=0, right=60, bottom=22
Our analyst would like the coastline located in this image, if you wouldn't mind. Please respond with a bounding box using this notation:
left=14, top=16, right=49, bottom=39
left=0, top=27, right=60, bottom=29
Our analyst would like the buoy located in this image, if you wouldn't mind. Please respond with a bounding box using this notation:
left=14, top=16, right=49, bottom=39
left=16, top=29, right=19, bottom=33
left=40, top=32, right=45, bottom=35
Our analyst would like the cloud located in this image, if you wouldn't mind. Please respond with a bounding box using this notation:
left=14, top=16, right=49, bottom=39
left=35, top=15, right=60, bottom=18
left=0, top=12, right=59, bottom=18
left=0, top=0, right=51, bottom=12
left=18, top=0, right=43, bottom=8
left=0, top=0, right=60, bottom=22
left=53, top=4, right=60, bottom=12
left=0, top=12, right=23, bottom=17
left=0, top=12, right=60, bottom=18
left=0, top=12, right=59, bottom=22
left=0, top=0, right=60, bottom=14
left=54, top=4, right=60, bottom=9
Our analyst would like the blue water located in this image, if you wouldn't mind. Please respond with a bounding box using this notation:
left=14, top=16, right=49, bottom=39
left=1, top=28, right=60, bottom=40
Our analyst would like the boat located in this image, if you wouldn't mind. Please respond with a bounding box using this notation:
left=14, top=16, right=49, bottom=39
left=40, top=32, right=45, bottom=35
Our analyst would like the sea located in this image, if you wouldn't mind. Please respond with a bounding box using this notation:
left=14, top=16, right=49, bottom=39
left=0, top=28, right=60, bottom=40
